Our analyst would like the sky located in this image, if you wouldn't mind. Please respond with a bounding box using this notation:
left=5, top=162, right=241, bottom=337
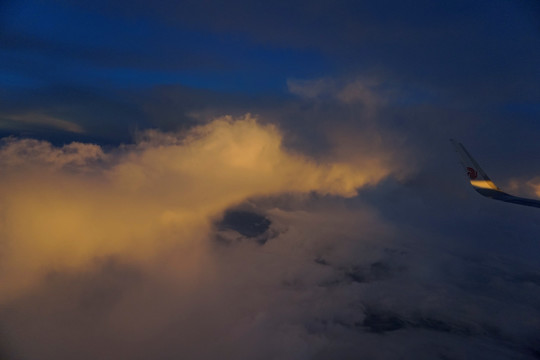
left=1, top=0, right=540, bottom=359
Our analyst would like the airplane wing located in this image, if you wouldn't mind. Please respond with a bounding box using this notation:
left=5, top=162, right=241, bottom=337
left=450, top=139, right=540, bottom=209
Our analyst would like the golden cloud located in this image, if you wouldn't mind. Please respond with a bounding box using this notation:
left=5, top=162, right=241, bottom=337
left=0, top=115, right=394, bottom=302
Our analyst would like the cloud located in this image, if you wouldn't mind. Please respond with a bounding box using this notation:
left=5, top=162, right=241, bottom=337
left=287, top=76, right=391, bottom=123
left=3, top=187, right=540, bottom=360
left=1, top=1, right=540, bottom=357
left=287, top=78, right=334, bottom=99
left=1, top=115, right=540, bottom=360
left=1, top=112, right=85, bottom=133
left=0, top=86, right=150, bottom=144
left=0, top=114, right=407, bottom=360
left=0, top=137, right=103, bottom=168
left=526, top=177, right=540, bottom=198
left=337, top=80, right=380, bottom=106
left=287, top=77, right=384, bottom=105
left=0, top=114, right=393, bottom=303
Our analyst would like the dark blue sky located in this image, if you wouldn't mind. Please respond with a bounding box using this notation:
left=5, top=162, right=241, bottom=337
left=1, top=0, right=330, bottom=90
left=2, top=0, right=539, bottom=144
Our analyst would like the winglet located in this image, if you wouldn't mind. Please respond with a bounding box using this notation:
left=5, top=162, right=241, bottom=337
left=451, top=140, right=540, bottom=208
left=450, top=139, right=501, bottom=192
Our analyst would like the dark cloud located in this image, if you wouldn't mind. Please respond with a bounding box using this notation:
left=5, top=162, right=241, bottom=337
left=0, top=86, right=148, bottom=144
left=216, top=210, right=271, bottom=240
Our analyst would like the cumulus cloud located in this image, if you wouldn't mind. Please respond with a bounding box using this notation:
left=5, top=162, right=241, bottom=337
left=0, top=114, right=393, bottom=302
left=0, top=114, right=402, bottom=360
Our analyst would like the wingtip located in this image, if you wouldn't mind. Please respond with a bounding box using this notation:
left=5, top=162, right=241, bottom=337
left=450, top=138, right=462, bottom=153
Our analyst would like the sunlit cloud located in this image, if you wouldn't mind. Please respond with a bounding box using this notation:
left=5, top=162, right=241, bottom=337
left=0, top=114, right=394, bottom=302
left=504, top=176, right=540, bottom=199
left=0, top=137, right=104, bottom=168
left=526, top=177, right=540, bottom=198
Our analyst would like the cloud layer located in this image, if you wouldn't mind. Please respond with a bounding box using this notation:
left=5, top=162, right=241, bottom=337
left=0, top=115, right=392, bottom=302
left=2, top=115, right=540, bottom=360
